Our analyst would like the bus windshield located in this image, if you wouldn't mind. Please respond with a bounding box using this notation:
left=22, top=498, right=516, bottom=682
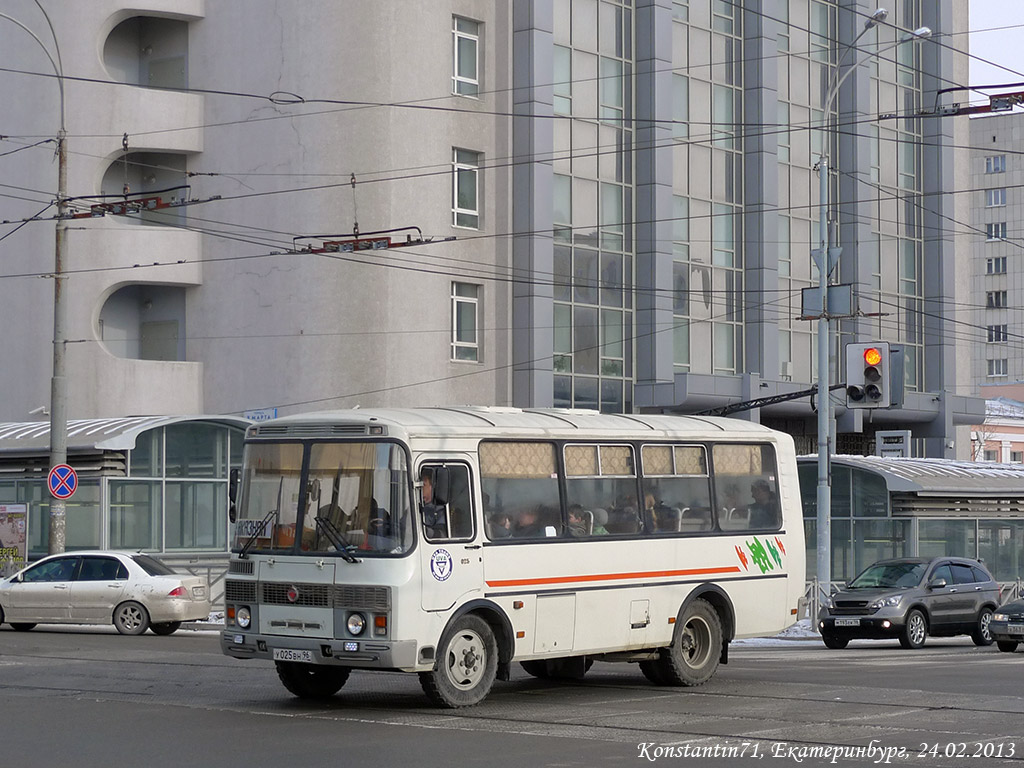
left=234, top=441, right=414, bottom=556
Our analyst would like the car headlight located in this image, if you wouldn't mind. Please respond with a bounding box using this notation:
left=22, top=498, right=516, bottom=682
left=236, top=606, right=251, bottom=629
left=993, top=613, right=1008, bottom=622
left=347, top=612, right=366, bottom=636
left=869, top=595, right=902, bottom=610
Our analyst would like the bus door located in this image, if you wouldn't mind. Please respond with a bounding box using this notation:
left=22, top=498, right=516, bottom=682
left=418, top=461, right=484, bottom=611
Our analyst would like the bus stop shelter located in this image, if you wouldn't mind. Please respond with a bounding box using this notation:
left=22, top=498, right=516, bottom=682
left=0, top=416, right=250, bottom=597
left=798, top=455, right=1024, bottom=585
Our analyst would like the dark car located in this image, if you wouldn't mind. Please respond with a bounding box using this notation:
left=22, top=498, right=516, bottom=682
left=817, top=557, right=1001, bottom=649
left=990, top=598, right=1024, bottom=653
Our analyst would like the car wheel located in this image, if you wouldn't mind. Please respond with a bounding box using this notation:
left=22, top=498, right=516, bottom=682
left=649, top=598, right=723, bottom=687
left=822, top=633, right=849, bottom=649
left=150, top=621, right=182, bottom=636
left=113, top=601, right=151, bottom=635
left=419, top=614, right=498, bottom=708
left=971, top=608, right=994, bottom=646
left=996, top=640, right=1019, bottom=653
left=275, top=661, right=350, bottom=699
left=898, top=609, right=927, bottom=649
left=10, top=623, right=36, bottom=632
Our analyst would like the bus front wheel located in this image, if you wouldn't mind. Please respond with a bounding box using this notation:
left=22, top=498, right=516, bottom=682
left=648, top=598, right=723, bottom=687
left=420, top=614, right=498, bottom=708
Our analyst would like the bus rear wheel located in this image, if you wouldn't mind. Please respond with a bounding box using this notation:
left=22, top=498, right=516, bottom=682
left=420, top=614, right=497, bottom=708
left=648, top=598, right=722, bottom=687
left=275, top=661, right=350, bottom=699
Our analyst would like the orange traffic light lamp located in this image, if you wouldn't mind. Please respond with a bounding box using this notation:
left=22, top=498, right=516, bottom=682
left=846, top=342, right=890, bottom=408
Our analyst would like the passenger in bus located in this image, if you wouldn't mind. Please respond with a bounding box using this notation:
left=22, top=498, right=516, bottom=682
left=747, top=479, right=780, bottom=529
left=488, top=511, right=512, bottom=538
left=420, top=468, right=447, bottom=538
left=514, top=505, right=555, bottom=538
left=591, top=508, right=610, bottom=535
left=607, top=491, right=640, bottom=533
left=567, top=504, right=589, bottom=537
left=363, top=500, right=395, bottom=550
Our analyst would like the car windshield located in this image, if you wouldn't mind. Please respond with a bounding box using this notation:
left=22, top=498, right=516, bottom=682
left=131, top=554, right=176, bottom=576
left=848, top=561, right=927, bottom=589
left=234, top=441, right=413, bottom=557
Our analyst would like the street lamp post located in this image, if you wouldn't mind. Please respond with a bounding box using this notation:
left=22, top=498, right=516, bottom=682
left=0, top=3, right=68, bottom=554
left=814, top=10, right=931, bottom=606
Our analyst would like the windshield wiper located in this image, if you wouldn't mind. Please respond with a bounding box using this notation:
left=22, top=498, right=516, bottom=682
left=239, top=507, right=278, bottom=559
left=314, top=515, right=361, bottom=563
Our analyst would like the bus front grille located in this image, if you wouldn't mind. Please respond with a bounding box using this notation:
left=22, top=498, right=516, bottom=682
left=262, top=582, right=333, bottom=607
left=335, top=585, right=391, bottom=611
left=225, top=580, right=257, bottom=602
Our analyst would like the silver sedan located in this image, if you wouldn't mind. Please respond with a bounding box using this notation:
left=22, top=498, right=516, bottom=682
left=0, top=550, right=210, bottom=635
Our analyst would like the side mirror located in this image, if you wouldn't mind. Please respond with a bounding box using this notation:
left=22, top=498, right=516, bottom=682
left=927, top=577, right=947, bottom=590
left=228, top=468, right=240, bottom=523
left=431, top=467, right=451, bottom=507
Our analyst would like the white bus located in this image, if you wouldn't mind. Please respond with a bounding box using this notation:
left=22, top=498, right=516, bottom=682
left=221, top=407, right=805, bottom=708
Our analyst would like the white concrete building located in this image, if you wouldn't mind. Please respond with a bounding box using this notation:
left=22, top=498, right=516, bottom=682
left=970, top=112, right=1024, bottom=391
left=0, top=0, right=980, bottom=458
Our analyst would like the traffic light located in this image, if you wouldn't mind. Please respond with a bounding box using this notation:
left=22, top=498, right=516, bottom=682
left=846, top=342, right=890, bottom=408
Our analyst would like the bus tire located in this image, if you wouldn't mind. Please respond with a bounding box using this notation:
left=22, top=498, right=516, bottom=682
left=639, top=659, right=669, bottom=685
left=420, top=614, right=498, bottom=708
left=275, top=661, right=350, bottom=699
left=653, top=598, right=722, bottom=687
left=519, top=660, right=550, bottom=679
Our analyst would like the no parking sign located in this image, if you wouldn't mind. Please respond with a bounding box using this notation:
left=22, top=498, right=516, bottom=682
left=48, top=464, right=78, bottom=500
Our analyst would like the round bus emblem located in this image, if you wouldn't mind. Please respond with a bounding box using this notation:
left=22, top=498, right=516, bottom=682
left=287, top=585, right=299, bottom=603
left=430, top=549, right=453, bottom=582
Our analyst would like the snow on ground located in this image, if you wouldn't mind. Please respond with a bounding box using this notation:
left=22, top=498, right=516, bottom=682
left=732, top=618, right=822, bottom=645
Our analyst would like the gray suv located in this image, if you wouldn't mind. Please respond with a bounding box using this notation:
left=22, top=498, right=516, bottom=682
left=818, top=557, right=1001, bottom=649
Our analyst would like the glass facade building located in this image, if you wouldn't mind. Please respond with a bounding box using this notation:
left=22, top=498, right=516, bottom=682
left=511, top=0, right=978, bottom=459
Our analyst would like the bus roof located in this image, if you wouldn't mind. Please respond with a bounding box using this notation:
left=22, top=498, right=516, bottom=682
left=248, top=407, right=787, bottom=442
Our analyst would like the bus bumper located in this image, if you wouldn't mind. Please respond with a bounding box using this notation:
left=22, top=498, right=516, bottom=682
left=220, top=630, right=421, bottom=671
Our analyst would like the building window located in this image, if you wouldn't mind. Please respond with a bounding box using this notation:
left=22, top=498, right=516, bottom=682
left=1012, top=451, right=1024, bottom=463
left=986, top=222, right=1007, bottom=241
left=986, top=188, right=1007, bottom=207
left=673, top=74, right=689, bottom=139
left=987, top=324, right=1008, bottom=343
left=452, top=17, right=479, bottom=97
left=672, top=0, right=689, bottom=21
left=985, top=155, right=1006, bottom=174
left=987, top=358, right=1008, bottom=377
left=452, top=282, right=480, bottom=361
left=452, top=149, right=480, bottom=228
left=553, top=45, right=572, bottom=115
left=987, top=256, right=1007, bottom=274
left=987, top=290, right=1007, bottom=308
left=983, top=449, right=999, bottom=462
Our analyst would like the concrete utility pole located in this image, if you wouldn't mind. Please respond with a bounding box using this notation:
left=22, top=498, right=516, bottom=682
left=0, top=2, right=70, bottom=554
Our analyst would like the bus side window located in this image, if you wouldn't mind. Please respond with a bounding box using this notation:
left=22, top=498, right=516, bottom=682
left=421, top=463, right=474, bottom=542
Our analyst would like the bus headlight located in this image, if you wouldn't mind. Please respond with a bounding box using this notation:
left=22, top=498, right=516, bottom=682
left=236, top=606, right=251, bottom=629
left=347, top=613, right=366, bottom=636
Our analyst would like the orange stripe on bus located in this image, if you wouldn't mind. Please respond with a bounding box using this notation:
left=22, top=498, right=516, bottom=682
left=485, top=565, right=742, bottom=588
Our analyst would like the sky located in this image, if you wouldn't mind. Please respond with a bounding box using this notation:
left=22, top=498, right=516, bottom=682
left=969, top=0, right=1024, bottom=107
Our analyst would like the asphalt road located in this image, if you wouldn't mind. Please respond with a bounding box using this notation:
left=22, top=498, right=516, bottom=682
left=0, top=626, right=1021, bottom=768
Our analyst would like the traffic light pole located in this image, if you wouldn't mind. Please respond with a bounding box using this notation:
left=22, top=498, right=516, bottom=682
left=815, top=156, right=831, bottom=607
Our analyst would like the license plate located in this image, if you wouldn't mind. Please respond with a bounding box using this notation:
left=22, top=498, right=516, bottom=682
left=193, top=587, right=206, bottom=598
left=834, top=618, right=860, bottom=627
left=1008, top=624, right=1024, bottom=635
left=273, top=648, right=313, bottom=662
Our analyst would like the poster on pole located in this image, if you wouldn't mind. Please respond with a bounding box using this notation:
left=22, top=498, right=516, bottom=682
left=0, top=504, right=29, bottom=576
